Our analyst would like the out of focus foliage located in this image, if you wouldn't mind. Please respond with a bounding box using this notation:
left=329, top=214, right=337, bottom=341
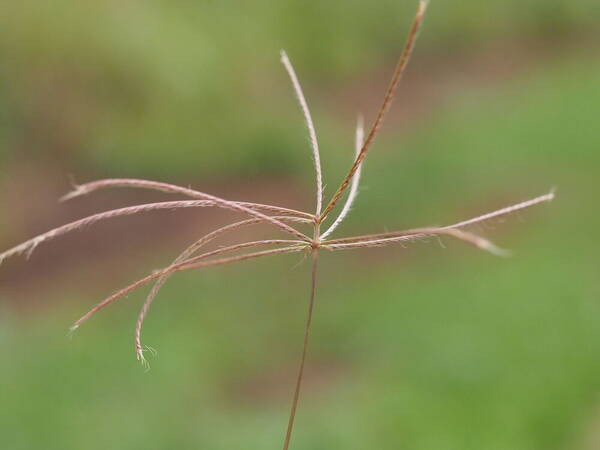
left=1, top=0, right=598, bottom=177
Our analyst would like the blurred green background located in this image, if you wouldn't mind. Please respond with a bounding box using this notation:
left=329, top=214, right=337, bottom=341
left=1, top=1, right=599, bottom=449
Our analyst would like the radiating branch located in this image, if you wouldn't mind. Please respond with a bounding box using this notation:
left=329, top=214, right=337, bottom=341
left=62, top=178, right=313, bottom=219
left=324, top=190, right=555, bottom=246
left=0, top=200, right=311, bottom=266
left=135, top=216, right=312, bottom=363
left=70, top=243, right=306, bottom=332
left=61, top=178, right=312, bottom=241
left=444, top=191, right=555, bottom=230
left=324, top=227, right=508, bottom=256
left=0, top=200, right=214, bottom=264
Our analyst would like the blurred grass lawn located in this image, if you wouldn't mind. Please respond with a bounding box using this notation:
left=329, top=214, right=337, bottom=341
left=1, top=1, right=600, bottom=449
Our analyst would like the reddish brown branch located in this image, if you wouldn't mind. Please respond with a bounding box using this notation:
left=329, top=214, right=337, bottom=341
left=319, top=0, right=428, bottom=221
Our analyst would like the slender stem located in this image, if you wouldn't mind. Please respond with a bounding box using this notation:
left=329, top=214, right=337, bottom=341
left=283, top=248, right=319, bottom=450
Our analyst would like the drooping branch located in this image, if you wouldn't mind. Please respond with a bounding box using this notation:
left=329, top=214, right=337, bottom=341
left=70, top=243, right=307, bottom=332
left=319, top=0, right=428, bottom=221
left=135, top=215, right=312, bottom=362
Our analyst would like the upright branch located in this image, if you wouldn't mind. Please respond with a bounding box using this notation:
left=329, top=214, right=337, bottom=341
left=319, top=0, right=428, bottom=221
left=281, top=51, right=324, bottom=216
left=320, top=115, right=365, bottom=240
